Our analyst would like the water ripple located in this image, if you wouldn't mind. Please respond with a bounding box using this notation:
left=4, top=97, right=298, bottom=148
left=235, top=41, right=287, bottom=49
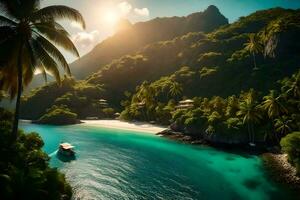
left=19, top=122, right=296, bottom=200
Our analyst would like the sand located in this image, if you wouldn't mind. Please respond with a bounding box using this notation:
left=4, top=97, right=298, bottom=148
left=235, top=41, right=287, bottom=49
left=81, top=120, right=167, bottom=134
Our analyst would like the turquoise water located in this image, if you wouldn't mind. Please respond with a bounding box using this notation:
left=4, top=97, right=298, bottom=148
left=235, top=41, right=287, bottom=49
left=20, top=122, right=294, bottom=200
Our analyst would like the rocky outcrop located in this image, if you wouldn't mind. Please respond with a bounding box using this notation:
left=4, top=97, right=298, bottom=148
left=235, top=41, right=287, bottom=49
left=167, top=122, right=261, bottom=145
left=263, top=153, right=300, bottom=192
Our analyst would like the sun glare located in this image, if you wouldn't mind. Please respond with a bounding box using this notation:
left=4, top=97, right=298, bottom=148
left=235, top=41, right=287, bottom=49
left=104, top=11, right=120, bottom=26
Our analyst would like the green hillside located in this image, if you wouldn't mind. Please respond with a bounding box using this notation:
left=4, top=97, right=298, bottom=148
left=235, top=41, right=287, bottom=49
left=20, top=7, right=300, bottom=123
left=87, top=7, right=300, bottom=105
left=70, top=5, right=228, bottom=79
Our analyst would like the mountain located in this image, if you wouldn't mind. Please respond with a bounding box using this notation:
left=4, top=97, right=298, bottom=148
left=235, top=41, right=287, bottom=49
left=20, top=7, right=300, bottom=120
left=70, top=5, right=229, bottom=79
left=86, top=7, right=300, bottom=105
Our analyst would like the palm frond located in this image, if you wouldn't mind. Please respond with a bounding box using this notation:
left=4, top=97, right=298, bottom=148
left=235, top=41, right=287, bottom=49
left=0, top=61, right=18, bottom=98
left=0, top=0, right=18, bottom=18
left=0, top=26, right=15, bottom=45
left=19, top=0, right=40, bottom=18
left=22, top=41, right=38, bottom=86
left=0, top=36, right=19, bottom=69
left=32, top=21, right=70, bottom=36
left=0, top=15, right=17, bottom=26
left=31, top=39, right=61, bottom=84
left=33, top=26, right=79, bottom=57
left=30, top=5, right=85, bottom=29
left=38, top=65, right=48, bottom=83
left=0, top=0, right=40, bottom=19
left=27, top=39, right=48, bottom=83
left=25, top=40, right=37, bottom=68
left=34, top=34, right=71, bottom=75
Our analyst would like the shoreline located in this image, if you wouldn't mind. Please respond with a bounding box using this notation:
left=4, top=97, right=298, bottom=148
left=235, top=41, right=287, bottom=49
left=22, top=119, right=300, bottom=192
left=158, top=130, right=300, bottom=193
left=262, top=153, right=300, bottom=192
left=157, top=129, right=270, bottom=155
left=81, top=120, right=167, bottom=134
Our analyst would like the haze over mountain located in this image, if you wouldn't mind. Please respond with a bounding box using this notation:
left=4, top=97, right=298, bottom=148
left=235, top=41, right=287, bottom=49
left=70, top=5, right=228, bottom=79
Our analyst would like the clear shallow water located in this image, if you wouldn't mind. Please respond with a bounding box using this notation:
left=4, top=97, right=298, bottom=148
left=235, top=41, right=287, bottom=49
left=20, top=122, right=295, bottom=200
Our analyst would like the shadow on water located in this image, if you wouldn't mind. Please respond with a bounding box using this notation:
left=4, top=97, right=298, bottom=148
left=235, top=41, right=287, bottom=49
left=56, top=152, right=76, bottom=162
left=242, top=178, right=261, bottom=190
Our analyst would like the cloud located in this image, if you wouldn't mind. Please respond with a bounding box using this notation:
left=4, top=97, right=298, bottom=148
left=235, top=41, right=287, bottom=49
left=116, top=1, right=150, bottom=18
left=71, top=30, right=99, bottom=49
left=134, top=8, right=150, bottom=17
left=117, top=1, right=132, bottom=16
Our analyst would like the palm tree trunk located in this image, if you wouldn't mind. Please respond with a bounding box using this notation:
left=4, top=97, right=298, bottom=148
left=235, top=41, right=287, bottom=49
left=273, top=122, right=279, bottom=143
left=251, top=123, right=255, bottom=143
left=247, top=122, right=251, bottom=142
left=12, top=45, right=23, bottom=140
left=252, top=53, right=257, bottom=69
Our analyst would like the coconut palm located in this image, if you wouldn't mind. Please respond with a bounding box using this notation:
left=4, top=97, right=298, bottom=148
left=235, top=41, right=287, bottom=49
left=137, top=82, right=155, bottom=105
left=169, top=81, right=183, bottom=98
left=0, top=0, right=85, bottom=139
left=261, top=90, right=287, bottom=119
left=274, top=116, right=293, bottom=137
left=225, top=95, right=239, bottom=117
left=263, top=15, right=300, bottom=58
left=286, top=70, right=300, bottom=98
left=237, top=97, right=262, bottom=143
left=244, top=33, right=263, bottom=70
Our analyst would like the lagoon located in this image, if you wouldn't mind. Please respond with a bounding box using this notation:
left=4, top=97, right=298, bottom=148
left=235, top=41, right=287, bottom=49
left=20, top=122, right=295, bottom=200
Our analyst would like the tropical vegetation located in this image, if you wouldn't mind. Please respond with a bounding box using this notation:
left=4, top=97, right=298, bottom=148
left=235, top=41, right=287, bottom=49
left=20, top=7, right=300, bottom=123
left=280, top=132, right=300, bottom=175
left=0, top=108, right=72, bottom=199
left=122, top=70, right=300, bottom=145
left=1, top=4, right=299, bottom=190
left=70, top=5, right=229, bottom=79
left=35, top=105, right=79, bottom=125
left=0, top=0, right=86, bottom=198
left=0, top=0, right=85, bottom=138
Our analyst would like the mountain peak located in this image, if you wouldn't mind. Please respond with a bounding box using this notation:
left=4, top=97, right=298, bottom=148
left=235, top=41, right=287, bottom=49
left=70, top=6, right=229, bottom=79
left=205, top=5, right=221, bottom=13
left=184, top=5, right=228, bottom=33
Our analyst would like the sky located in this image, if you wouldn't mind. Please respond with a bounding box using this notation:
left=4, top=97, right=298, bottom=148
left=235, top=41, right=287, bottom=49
left=41, top=0, right=300, bottom=62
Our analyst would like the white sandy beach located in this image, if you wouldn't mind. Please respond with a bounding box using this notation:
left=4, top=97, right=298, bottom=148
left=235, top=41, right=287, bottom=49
left=81, top=120, right=167, bottom=134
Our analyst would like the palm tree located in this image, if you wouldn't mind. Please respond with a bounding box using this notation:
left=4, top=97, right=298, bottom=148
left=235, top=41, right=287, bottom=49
left=261, top=90, right=287, bottom=119
left=137, top=82, right=155, bottom=105
left=225, top=95, right=239, bottom=117
left=286, top=70, right=300, bottom=98
left=237, top=98, right=262, bottom=143
left=136, top=82, right=157, bottom=120
left=262, top=17, right=297, bottom=58
left=169, top=81, right=183, bottom=99
left=274, top=116, right=293, bottom=137
left=244, top=33, right=263, bottom=70
left=0, top=0, right=85, bottom=139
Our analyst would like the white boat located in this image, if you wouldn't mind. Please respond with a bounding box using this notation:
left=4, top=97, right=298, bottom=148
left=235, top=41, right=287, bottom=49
left=58, top=143, right=75, bottom=157
left=249, top=142, right=256, bottom=147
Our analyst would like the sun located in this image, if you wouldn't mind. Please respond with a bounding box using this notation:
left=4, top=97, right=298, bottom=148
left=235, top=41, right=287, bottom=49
left=104, top=11, right=120, bottom=26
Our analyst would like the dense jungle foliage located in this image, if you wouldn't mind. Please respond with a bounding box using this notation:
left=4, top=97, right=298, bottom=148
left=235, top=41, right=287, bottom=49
left=21, top=7, right=300, bottom=127
left=121, top=70, right=300, bottom=145
left=0, top=108, right=72, bottom=199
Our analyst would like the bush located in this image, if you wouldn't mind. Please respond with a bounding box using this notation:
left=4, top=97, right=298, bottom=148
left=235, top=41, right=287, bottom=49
left=280, top=132, right=300, bottom=175
left=102, top=108, right=115, bottom=118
